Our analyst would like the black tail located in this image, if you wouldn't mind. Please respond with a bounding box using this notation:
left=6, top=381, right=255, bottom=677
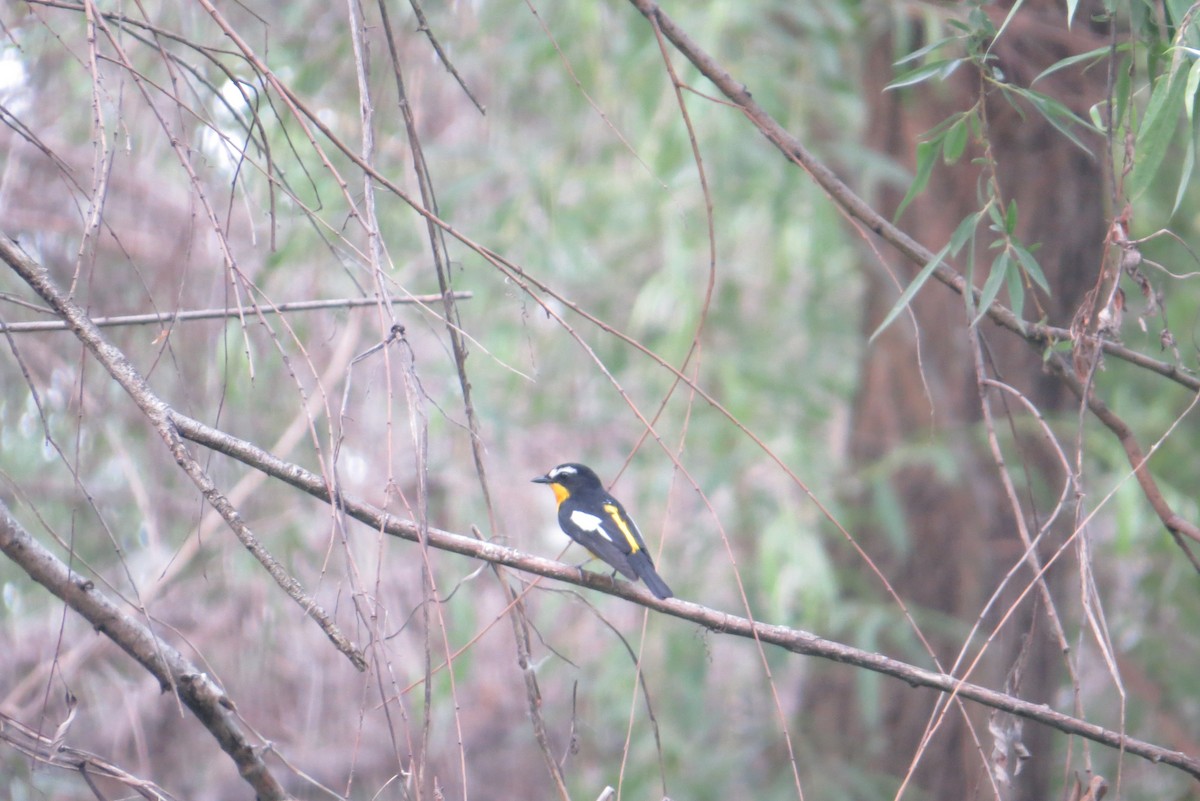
left=629, top=552, right=673, bottom=600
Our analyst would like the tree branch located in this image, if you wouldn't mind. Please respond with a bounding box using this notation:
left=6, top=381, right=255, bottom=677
left=3, top=225, right=1199, bottom=785
left=0, top=706, right=181, bottom=801
left=625, top=0, right=1200, bottom=392
left=624, top=0, right=1200, bottom=567
left=1043, top=352, right=1200, bottom=561
left=0, top=499, right=291, bottom=801
left=176, top=408, right=1200, bottom=779
left=12, top=404, right=1200, bottom=782
left=0, top=233, right=366, bottom=674
left=0, top=292, right=471, bottom=333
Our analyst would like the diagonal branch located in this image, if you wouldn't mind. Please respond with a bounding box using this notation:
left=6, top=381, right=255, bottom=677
left=1043, top=351, right=1200, bottom=559
left=0, top=706, right=181, bottom=801
left=0, top=293, right=471, bottom=333
left=625, top=0, right=1200, bottom=564
left=32, top=0, right=1196, bottom=395
left=375, top=5, right=570, bottom=798
left=0, top=233, right=365, bottom=674
left=4, top=229, right=1199, bottom=785
left=0, top=499, right=290, bottom=801
left=9, top=409, right=1200, bottom=783
left=177, top=411, right=1200, bottom=780
left=624, top=0, right=1199, bottom=393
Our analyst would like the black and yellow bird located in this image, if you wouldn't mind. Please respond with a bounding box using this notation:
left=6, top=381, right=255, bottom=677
left=533, top=463, right=673, bottom=600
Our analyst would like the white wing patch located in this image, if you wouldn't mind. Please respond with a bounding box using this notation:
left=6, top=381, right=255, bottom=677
left=569, top=509, right=604, bottom=532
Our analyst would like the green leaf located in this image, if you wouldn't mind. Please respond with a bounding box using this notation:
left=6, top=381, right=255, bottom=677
left=1066, top=0, right=1079, bottom=27
left=949, top=211, right=981, bottom=255
left=1006, top=257, right=1026, bottom=321
left=1032, top=44, right=1118, bottom=85
left=885, top=58, right=963, bottom=91
left=963, top=232, right=979, bottom=319
left=1115, top=54, right=1132, bottom=130
left=1167, top=0, right=1200, bottom=47
left=1005, top=199, right=1018, bottom=234
left=1172, top=119, right=1196, bottom=216
left=1129, top=63, right=1189, bottom=197
left=1147, top=38, right=1164, bottom=83
left=922, top=110, right=969, bottom=140
left=972, top=251, right=1011, bottom=326
left=986, top=199, right=1006, bottom=231
left=943, top=115, right=969, bottom=163
left=870, top=242, right=951, bottom=342
left=1017, top=85, right=1100, bottom=154
left=893, top=139, right=939, bottom=221
left=988, top=0, right=1026, bottom=52
left=1185, top=56, right=1200, bottom=122
left=893, top=35, right=959, bottom=67
left=1013, top=243, right=1050, bottom=293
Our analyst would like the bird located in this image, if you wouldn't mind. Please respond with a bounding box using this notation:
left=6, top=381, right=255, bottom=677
left=532, top=463, right=673, bottom=600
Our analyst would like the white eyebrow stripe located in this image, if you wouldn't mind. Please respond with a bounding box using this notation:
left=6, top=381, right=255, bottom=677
left=550, top=465, right=577, bottom=479
left=569, top=510, right=604, bottom=531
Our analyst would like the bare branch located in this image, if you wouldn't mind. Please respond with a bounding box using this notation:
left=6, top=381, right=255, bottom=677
left=0, top=707, right=181, bottom=801
left=72, top=409, right=1200, bottom=781
left=0, top=233, right=366, bottom=672
left=1043, top=351, right=1200, bottom=563
left=0, top=500, right=291, bottom=801
left=4, top=230, right=1197, bottom=785
left=624, top=0, right=1200, bottom=572
left=406, top=0, right=486, bottom=114
left=0, top=293, right=471, bottom=333
left=625, top=0, right=1200, bottom=395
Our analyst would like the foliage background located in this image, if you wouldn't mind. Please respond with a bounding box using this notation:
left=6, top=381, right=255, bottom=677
left=0, top=1, right=1198, bottom=800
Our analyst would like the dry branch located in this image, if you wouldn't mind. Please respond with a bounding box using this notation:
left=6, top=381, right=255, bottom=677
left=625, top=0, right=1200, bottom=565
left=170, top=412, right=1200, bottom=781
left=0, top=234, right=368, bottom=675
left=0, top=499, right=290, bottom=801
left=0, top=706, right=181, bottom=801
left=0, top=293, right=470, bottom=333
left=3, top=226, right=1200, bottom=786
left=5, top=1, right=1200, bottom=789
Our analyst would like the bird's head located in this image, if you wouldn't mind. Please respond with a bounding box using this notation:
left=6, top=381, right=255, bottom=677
left=532, top=462, right=602, bottom=502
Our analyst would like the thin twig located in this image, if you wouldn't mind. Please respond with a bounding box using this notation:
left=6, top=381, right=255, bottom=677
left=407, top=0, right=486, bottom=114
left=0, top=234, right=367, bottom=674
left=373, top=6, right=477, bottom=798
left=0, top=707, right=180, bottom=801
left=0, top=293, right=471, bottom=333
left=622, top=0, right=1200, bottom=569
left=153, top=398, right=1200, bottom=781
left=0, top=500, right=290, bottom=801
left=7, top=276, right=1189, bottom=786
left=1043, top=350, right=1200, bottom=561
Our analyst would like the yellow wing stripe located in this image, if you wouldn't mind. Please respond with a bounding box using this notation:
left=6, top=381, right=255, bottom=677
left=603, top=503, right=640, bottom=554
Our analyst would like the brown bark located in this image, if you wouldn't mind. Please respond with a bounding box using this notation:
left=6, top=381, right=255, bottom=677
left=814, top=3, right=1111, bottom=798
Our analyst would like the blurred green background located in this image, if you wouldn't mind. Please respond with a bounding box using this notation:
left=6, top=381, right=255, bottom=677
left=1, top=1, right=1199, bottom=800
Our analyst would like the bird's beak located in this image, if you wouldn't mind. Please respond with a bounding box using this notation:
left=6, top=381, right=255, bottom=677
left=531, top=475, right=551, bottom=484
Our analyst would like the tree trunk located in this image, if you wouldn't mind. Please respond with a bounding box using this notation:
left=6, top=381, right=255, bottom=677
left=810, top=3, right=1110, bottom=798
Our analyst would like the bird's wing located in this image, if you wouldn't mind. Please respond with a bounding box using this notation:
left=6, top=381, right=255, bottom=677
left=572, top=500, right=649, bottom=555
left=566, top=508, right=638, bottom=579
